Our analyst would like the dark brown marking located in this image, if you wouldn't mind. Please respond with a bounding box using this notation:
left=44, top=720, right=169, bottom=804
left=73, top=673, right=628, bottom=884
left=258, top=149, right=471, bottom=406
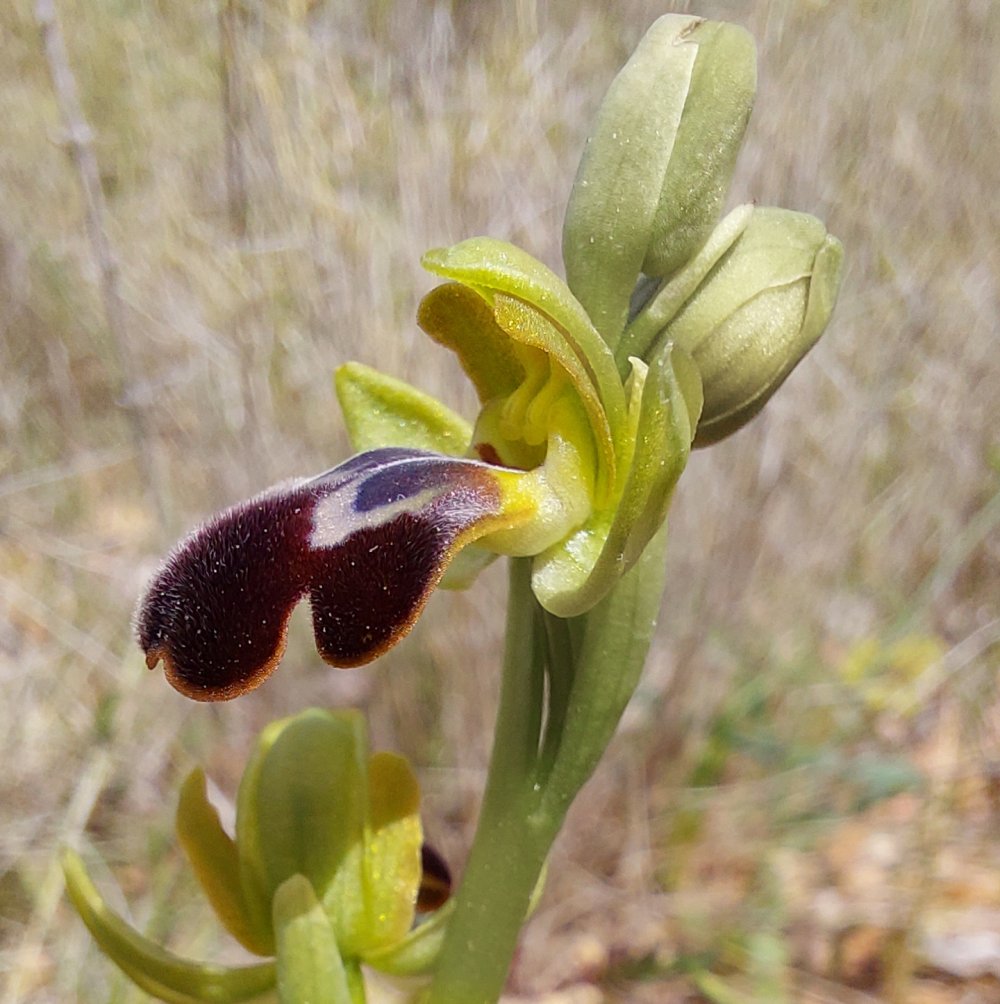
left=474, top=442, right=504, bottom=466
left=134, top=452, right=507, bottom=701
left=416, top=843, right=452, bottom=913
left=136, top=483, right=317, bottom=701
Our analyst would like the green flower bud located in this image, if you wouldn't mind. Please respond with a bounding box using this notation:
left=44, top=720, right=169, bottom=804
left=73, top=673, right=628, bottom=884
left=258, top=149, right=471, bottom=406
left=199, top=708, right=425, bottom=960
left=63, top=709, right=450, bottom=1003
left=658, top=206, right=844, bottom=447
left=562, top=15, right=756, bottom=347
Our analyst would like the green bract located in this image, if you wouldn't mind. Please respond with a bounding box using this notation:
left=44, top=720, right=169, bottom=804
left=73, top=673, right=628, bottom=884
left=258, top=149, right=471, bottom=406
left=63, top=710, right=451, bottom=1003
left=562, top=14, right=756, bottom=346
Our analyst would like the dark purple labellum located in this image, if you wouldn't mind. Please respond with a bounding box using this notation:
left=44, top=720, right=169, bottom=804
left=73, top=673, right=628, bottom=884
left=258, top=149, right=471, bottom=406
left=135, top=449, right=513, bottom=701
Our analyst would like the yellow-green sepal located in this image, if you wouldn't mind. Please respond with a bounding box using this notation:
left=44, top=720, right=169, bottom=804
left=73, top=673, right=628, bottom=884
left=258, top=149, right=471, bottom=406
left=272, top=875, right=352, bottom=1004
left=421, top=237, right=627, bottom=447
left=615, top=343, right=701, bottom=569
left=365, top=850, right=545, bottom=978
left=234, top=718, right=297, bottom=948
left=335, top=362, right=472, bottom=456
left=247, top=711, right=369, bottom=949
left=641, top=20, right=757, bottom=279
left=801, top=233, right=844, bottom=352
left=618, top=203, right=754, bottom=368
left=417, top=282, right=525, bottom=404
left=364, top=900, right=455, bottom=978
left=437, top=543, right=498, bottom=590
left=660, top=207, right=844, bottom=446
left=176, top=768, right=272, bottom=956
left=61, top=849, right=276, bottom=1003
left=357, top=751, right=423, bottom=954
left=234, top=710, right=425, bottom=962
left=563, top=15, right=755, bottom=347
left=667, top=208, right=833, bottom=341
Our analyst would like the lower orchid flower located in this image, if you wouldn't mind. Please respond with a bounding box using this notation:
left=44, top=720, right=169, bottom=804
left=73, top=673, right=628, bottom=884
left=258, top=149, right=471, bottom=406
left=63, top=709, right=454, bottom=1003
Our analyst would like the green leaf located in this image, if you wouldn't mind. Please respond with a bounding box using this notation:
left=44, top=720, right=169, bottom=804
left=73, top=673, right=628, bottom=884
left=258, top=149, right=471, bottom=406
left=61, top=850, right=276, bottom=1003
left=335, top=362, right=472, bottom=456
left=176, top=769, right=272, bottom=957
left=272, top=875, right=353, bottom=1004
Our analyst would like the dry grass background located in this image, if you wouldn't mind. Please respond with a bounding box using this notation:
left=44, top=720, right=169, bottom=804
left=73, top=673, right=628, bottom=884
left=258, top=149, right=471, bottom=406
left=1, top=0, right=998, bottom=1001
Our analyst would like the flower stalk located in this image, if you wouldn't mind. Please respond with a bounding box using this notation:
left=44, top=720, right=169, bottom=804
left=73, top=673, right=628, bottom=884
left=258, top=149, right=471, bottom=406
left=428, top=523, right=670, bottom=1003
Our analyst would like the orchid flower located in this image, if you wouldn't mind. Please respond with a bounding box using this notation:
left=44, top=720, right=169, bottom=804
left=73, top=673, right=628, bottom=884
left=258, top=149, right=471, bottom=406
left=134, top=14, right=840, bottom=705
left=137, top=214, right=837, bottom=703
left=136, top=236, right=703, bottom=702
left=63, top=709, right=453, bottom=1003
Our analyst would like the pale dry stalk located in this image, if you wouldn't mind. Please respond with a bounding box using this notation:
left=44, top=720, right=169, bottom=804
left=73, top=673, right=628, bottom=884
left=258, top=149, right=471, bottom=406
left=34, top=0, right=168, bottom=530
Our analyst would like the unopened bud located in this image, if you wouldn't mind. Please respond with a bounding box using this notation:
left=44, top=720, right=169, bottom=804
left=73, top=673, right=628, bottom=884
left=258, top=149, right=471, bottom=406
left=642, top=19, right=757, bottom=279
left=661, top=207, right=843, bottom=446
left=563, top=15, right=756, bottom=346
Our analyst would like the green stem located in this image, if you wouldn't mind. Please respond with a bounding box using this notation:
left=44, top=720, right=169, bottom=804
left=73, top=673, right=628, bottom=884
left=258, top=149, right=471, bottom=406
left=540, top=521, right=669, bottom=819
left=346, top=961, right=367, bottom=1004
left=426, top=558, right=553, bottom=1004
left=428, top=527, right=670, bottom=1002
left=538, top=611, right=576, bottom=776
left=487, top=557, right=548, bottom=798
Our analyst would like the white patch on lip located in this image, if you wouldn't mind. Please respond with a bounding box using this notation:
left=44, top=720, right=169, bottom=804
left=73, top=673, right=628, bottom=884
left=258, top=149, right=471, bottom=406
left=309, top=484, right=442, bottom=550
left=308, top=455, right=477, bottom=551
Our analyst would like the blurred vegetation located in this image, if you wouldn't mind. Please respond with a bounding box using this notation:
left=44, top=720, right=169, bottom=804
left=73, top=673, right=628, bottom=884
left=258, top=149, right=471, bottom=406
left=1, top=1, right=998, bottom=1001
